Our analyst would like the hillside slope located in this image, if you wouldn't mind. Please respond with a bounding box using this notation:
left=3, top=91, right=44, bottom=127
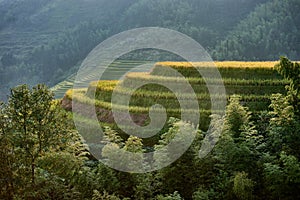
left=213, top=0, right=300, bottom=60
left=62, top=61, right=287, bottom=131
left=0, top=0, right=298, bottom=100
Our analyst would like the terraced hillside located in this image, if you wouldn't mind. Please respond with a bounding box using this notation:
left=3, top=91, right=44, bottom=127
left=51, top=60, right=150, bottom=99
left=62, top=61, right=288, bottom=131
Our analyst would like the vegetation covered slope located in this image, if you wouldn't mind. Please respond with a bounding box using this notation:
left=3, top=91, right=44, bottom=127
left=213, top=0, right=300, bottom=60
left=1, top=0, right=299, bottom=100
left=1, top=58, right=299, bottom=199
left=63, top=61, right=287, bottom=131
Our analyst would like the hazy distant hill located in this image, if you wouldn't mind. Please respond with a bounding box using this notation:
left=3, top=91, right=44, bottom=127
left=213, top=0, right=300, bottom=60
left=0, top=0, right=299, bottom=100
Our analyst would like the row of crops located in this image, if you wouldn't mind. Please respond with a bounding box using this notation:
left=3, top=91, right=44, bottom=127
left=51, top=60, right=149, bottom=98
left=151, top=61, right=282, bottom=79
left=63, top=61, right=288, bottom=131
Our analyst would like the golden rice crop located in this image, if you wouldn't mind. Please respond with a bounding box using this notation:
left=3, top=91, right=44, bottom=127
left=151, top=61, right=282, bottom=80
left=89, top=80, right=119, bottom=89
left=123, top=72, right=287, bottom=86
left=65, top=88, right=86, bottom=100
left=65, top=62, right=286, bottom=110
left=155, top=61, right=279, bottom=69
left=86, top=75, right=286, bottom=107
left=70, top=89, right=216, bottom=114
left=89, top=80, right=272, bottom=101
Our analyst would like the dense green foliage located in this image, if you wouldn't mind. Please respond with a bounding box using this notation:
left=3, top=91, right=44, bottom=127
left=1, top=0, right=299, bottom=100
left=213, top=0, right=300, bottom=61
left=0, top=84, right=89, bottom=199
left=1, top=59, right=300, bottom=199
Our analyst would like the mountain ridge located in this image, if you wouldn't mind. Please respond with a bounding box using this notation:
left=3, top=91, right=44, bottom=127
left=0, top=0, right=298, bottom=100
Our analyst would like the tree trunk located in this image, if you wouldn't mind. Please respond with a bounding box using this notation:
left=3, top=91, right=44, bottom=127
left=31, top=161, right=35, bottom=186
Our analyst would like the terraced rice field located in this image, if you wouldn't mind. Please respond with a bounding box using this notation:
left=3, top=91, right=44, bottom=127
left=51, top=60, right=150, bottom=98
left=62, top=61, right=288, bottom=130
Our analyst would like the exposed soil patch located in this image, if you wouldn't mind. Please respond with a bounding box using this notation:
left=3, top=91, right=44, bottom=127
left=61, top=95, right=149, bottom=126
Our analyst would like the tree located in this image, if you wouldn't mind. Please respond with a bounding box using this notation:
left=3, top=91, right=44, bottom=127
left=263, top=152, right=300, bottom=199
left=211, top=95, right=262, bottom=199
left=233, top=172, right=254, bottom=200
left=275, top=57, right=300, bottom=116
left=92, top=190, right=122, bottom=200
left=260, top=58, right=300, bottom=199
left=156, top=191, right=183, bottom=200
left=223, top=95, right=250, bottom=139
left=6, top=85, right=72, bottom=185
left=0, top=102, right=14, bottom=199
left=101, top=127, right=146, bottom=198
left=154, top=118, right=200, bottom=198
left=0, top=84, right=85, bottom=199
left=267, top=58, right=300, bottom=157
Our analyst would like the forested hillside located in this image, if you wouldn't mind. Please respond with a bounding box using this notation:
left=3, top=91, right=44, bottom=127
left=1, top=1, right=300, bottom=198
left=213, top=0, right=300, bottom=60
left=0, top=0, right=299, bottom=100
left=1, top=58, right=300, bottom=199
